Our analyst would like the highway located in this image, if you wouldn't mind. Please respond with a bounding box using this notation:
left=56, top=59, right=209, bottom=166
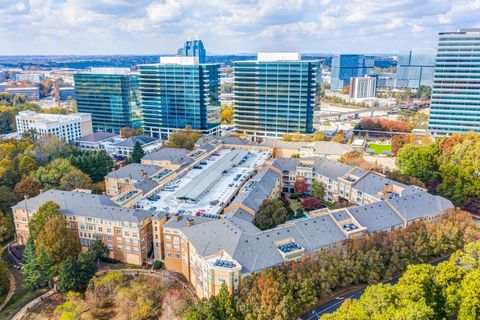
left=298, top=255, right=449, bottom=320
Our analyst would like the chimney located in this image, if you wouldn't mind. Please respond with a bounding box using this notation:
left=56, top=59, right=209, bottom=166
left=187, top=218, right=195, bottom=227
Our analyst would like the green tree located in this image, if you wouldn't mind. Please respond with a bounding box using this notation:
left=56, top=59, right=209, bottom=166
left=128, top=141, right=145, bottom=164
left=0, top=211, right=14, bottom=244
left=185, top=283, right=241, bottom=320
left=58, top=254, right=97, bottom=293
left=36, top=216, right=81, bottom=267
left=458, top=269, right=480, bottom=320
left=253, top=198, right=289, bottom=230
left=33, top=158, right=85, bottom=190
left=54, top=291, right=84, bottom=320
left=69, top=150, right=114, bottom=183
left=21, top=237, right=41, bottom=290
left=88, top=239, right=110, bottom=265
left=29, top=201, right=62, bottom=241
left=396, top=143, right=440, bottom=183
left=0, top=186, right=17, bottom=213
left=0, top=259, right=9, bottom=300
left=311, top=180, right=324, bottom=200
left=18, top=156, right=38, bottom=176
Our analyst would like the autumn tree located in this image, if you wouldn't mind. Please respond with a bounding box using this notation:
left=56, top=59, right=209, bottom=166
left=13, top=177, right=42, bottom=199
left=29, top=201, right=62, bottom=241
left=331, top=130, right=345, bottom=143
left=36, top=216, right=81, bottom=267
left=0, top=211, right=14, bottom=244
left=165, top=127, right=202, bottom=150
left=221, top=105, right=234, bottom=124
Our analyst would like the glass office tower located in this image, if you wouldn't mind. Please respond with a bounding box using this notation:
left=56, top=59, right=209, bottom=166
left=177, top=40, right=206, bottom=63
left=330, top=55, right=374, bottom=90
left=139, top=57, right=220, bottom=139
left=74, top=68, right=142, bottom=133
left=395, top=49, right=435, bottom=89
left=428, top=28, right=480, bottom=136
left=234, top=53, right=320, bottom=140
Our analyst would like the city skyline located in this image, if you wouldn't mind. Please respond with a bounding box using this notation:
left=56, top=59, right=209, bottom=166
left=0, top=0, right=479, bottom=55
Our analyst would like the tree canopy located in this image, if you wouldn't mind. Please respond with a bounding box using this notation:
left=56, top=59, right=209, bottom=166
left=253, top=198, right=289, bottom=230
left=165, top=127, right=202, bottom=150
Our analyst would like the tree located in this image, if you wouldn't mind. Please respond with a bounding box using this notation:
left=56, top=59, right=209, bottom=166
left=339, top=150, right=365, bottom=167
left=0, top=186, right=17, bottom=213
left=165, top=127, right=202, bottom=150
left=59, top=168, right=92, bottom=191
left=120, top=127, right=139, bottom=138
left=128, top=141, right=145, bottom=164
left=33, top=158, right=80, bottom=190
left=18, top=156, right=38, bottom=176
left=331, top=130, right=345, bottom=143
left=311, top=180, right=324, bottom=200
left=54, top=291, right=84, bottom=319
left=0, top=259, right=9, bottom=300
left=0, top=211, right=14, bottom=244
left=185, top=283, right=241, bottom=320
left=13, top=177, right=42, bottom=199
left=253, top=198, right=289, bottom=230
left=88, top=239, right=110, bottom=265
left=221, top=105, right=234, bottom=124
left=33, top=135, right=77, bottom=164
left=69, top=150, right=113, bottom=183
left=300, top=197, right=323, bottom=211
left=313, top=131, right=327, bottom=141
left=396, top=143, right=440, bottom=183
left=22, top=237, right=41, bottom=290
left=29, top=201, right=62, bottom=241
left=36, top=216, right=81, bottom=267
left=58, top=254, right=97, bottom=293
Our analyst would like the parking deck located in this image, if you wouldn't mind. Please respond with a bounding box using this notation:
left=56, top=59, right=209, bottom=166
left=136, top=148, right=270, bottom=218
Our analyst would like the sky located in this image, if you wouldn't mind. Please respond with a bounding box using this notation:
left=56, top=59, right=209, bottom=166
left=0, top=0, right=479, bottom=55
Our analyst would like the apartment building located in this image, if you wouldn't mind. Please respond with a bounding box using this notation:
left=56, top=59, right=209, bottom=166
left=105, top=163, right=163, bottom=196
left=16, top=111, right=93, bottom=142
left=12, top=190, right=154, bottom=265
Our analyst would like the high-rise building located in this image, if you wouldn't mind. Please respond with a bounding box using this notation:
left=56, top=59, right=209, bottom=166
left=74, top=68, right=143, bottom=134
left=349, top=76, right=377, bottom=99
left=234, top=52, right=320, bottom=140
left=138, top=57, right=221, bottom=139
left=16, top=111, right=93, bottom=142
left=395, top=49, right=435, bottom=89
left=330, top=55, right=374, bottom=90
left=177, top=40, right=206, bottom=63
left=428, top=28, right=480, bottom=136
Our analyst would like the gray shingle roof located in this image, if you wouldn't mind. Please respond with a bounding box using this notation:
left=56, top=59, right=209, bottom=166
left=111, top=136, right=158, bottom=148
left=352, top=172, right=421, bottom=197
left=230, top=169, right=280, bottom=212
left=271, top=157, right=298, bottom=172
left=12, top=190, right=152, bottom=223
left=134, top=178, right=159, bottom=193
left=106, top=163, right=161, bottom=180
left=311, top=141, right=354, bottom=155
left=309, top=157, right=353, bottom=180
left=386, top=192, right=454, bottom=221
left=348, top=202, right=404, bottom=232
left=75, top=132, right=117, bottom=142
left=142, top=147, right=193, bottom=165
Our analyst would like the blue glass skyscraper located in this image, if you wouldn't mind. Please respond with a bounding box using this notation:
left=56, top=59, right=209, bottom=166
left=428, top=29, right=480, bottom=136
left=330, top=55, right=374, bottom=90
left=74, top=68, right=142, bottom=133
left=139, top=57, right=220, bottom=139
left=234, top=53, right=320, bottom=140
left=177, top=40, right=206, bottom=63
left=395, top=49, right=435, bottom=89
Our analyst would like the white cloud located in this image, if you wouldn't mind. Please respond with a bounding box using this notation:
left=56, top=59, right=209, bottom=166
left=0, top=0, right=478, bottom=54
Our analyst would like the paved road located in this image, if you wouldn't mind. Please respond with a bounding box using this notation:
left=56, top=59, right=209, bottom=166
left=10, top=289, right=55, bottom=320
left=299, top=255, right=449, bottom=320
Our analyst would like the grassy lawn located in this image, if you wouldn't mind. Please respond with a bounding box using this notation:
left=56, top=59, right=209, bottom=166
left=368, top=143, right=392, bottom=155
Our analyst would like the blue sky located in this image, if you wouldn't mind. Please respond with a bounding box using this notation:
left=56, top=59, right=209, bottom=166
left=0, top=0, right=479, bottom=55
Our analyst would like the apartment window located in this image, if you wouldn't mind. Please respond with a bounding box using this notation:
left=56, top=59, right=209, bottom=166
left=80, top=225, right=85, bottom=230
left=98, top=227, right=103, bottom=232
left=108, top=244, right=113, bottom=250
left=173, top=237, right=180, bottom=243
left=174, top=254, right=180, bottom=259
left=124, top=231, right=130, bottom=237
left=133, top=247, right=139, bottom=254
left=116, top=229, right=121, bottom=235
left=107, top=228, right=112, bottom=233
left=132, top=232, right=138, bottom=237
left=107, top=235, right=112, bottom=241
left=174, top=244, right=180, bottom=251
left=218, top=275, right=225, bottom=282
left=126, top=247, right=131, bottom=253
left=167, top=252, right=172, bottom=257
left=116, top=237, right=122, bottom=242
left=87, top=225, right=93, bottom=231
left=117, top=245, right=122, bottom=251
left=166, top=243, right=172, bottom=249
left=165, top=235, right=171, bottom=241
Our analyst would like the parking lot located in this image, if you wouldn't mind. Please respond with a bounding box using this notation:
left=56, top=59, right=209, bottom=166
left=137, top=148, right=270, bottom=218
